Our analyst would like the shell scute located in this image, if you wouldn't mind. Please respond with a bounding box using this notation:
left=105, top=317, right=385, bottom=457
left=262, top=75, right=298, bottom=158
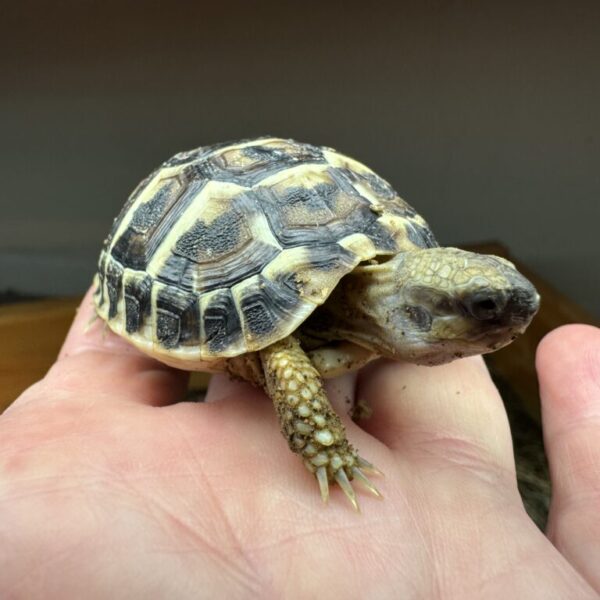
left=153, top=184, right=279, bottom=294
left=110, top=176, right=185, bottom=271
left=406, top=220, right=438, bottom=249
left=124, top=272, right=152, bottom=334
left=204, top=138, right=327, bottom=187
left=173, top=207, right=251, bottom=263
left=202, top=288, right=243, bottom=355
left=238, top=274, right=302, bottom=346
left=155, top=286, right=200, bottom=349
left=105, top=259, right=124, bottom=319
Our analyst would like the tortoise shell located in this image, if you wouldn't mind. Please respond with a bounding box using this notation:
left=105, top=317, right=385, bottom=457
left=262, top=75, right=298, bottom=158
left=93, top=137, right=437, bottom=366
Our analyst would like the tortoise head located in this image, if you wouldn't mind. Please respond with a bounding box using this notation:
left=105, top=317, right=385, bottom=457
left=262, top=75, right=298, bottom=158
left=333, top=247, right=540, bottom=365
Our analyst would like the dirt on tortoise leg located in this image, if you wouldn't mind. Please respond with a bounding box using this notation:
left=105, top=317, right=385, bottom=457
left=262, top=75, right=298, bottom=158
left=259, top=335, right=382, bottom=510
left=350, top=397, right=374, bottom=422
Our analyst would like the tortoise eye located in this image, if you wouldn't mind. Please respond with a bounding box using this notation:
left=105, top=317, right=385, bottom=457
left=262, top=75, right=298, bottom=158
left=404, top=305, right=432, bottom=330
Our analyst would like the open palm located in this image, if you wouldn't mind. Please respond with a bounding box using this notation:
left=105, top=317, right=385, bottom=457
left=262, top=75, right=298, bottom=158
left=1, top=290, right=599, bottom=599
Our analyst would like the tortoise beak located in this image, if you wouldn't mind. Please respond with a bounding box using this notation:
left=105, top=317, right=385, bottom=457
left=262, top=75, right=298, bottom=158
left=504, top=279, right=540, bottom=326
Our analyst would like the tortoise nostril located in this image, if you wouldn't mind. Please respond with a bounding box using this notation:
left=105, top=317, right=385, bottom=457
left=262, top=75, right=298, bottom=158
left=506, top=284, right=540, bottom=323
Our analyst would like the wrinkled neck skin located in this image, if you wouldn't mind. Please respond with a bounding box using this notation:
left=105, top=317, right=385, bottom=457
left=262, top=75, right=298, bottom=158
left=305, top=248, right=539, bottom=366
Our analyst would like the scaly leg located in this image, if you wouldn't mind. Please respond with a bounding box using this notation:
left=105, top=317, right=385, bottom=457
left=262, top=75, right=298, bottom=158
left=260, top=336, right=381, bottom=510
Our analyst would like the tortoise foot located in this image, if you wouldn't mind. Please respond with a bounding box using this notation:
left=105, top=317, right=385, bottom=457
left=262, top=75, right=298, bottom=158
left=260, top=336, right=383, bottom=510
left=307, top=453, right=383, bottom=512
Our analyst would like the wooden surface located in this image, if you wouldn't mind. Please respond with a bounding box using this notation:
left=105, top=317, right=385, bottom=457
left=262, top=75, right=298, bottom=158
left=0, top=297, right=80, bottom=411
left=1, top=243, right=597, bottom=415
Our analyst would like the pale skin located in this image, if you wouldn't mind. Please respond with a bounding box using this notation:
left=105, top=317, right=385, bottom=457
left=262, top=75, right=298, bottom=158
left=1, top=288, right=600, bottom=599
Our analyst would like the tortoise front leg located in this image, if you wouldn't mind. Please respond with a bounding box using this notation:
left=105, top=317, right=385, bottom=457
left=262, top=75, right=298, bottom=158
left=259, top=335, right=381, bottom=510
left=307, top=342, right=377, bottom=421
left=307, top=341, right=376, bottom=380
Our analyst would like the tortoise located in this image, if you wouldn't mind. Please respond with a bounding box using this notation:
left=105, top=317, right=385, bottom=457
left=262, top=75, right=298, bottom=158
left=93, top=136, right=539, bottom=510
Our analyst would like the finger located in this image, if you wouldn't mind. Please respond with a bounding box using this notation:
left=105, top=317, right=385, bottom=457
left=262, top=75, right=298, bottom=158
left=537, top=324, right=600, bottom=591
left=20, top=286, right=188, bottom=408
left=355, top=356, right=515, bottom=471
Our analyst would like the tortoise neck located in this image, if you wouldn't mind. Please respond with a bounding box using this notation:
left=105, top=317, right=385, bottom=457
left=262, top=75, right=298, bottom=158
left=302, top=253, right=414, bottom=356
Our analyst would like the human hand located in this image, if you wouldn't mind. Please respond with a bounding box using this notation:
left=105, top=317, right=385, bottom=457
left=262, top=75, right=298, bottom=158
left=1, top=289, right=599, bottom=599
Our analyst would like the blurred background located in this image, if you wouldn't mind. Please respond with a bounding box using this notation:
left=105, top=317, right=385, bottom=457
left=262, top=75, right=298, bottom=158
left=1, top=0, right=599, bottom=316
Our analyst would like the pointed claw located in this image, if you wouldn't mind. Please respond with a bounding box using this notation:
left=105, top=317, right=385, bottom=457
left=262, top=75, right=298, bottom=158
left=352, top=467, right=383, bottom=499
left=335, top=469, right=360, bottom=512
left=357, top=456, right=384, bottom=477
left=316, top=466, right=329, bottom=504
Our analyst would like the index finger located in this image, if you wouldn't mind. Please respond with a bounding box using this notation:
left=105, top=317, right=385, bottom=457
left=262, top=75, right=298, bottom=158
left=356, top=355, right=515, bottom=472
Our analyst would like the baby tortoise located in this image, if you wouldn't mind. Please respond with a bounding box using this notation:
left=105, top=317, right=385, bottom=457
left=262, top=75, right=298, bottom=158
left=93, top=137, right=539, bottom=510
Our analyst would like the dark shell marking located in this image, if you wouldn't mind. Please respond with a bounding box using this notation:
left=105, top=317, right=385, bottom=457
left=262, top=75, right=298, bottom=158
left=124, top=273, right=152, bottom=334
left=94, top=137, right=437, bottom=359
left=203, top=288, right=242, bottom=354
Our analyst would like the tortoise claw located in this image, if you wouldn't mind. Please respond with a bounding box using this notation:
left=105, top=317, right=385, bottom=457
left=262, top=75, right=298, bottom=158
left=316, top=466, right=329, bottom=504
left=352, top=466, right=383, bottom=499
left=334, top=468, right=360, bottom=512
left=357, top=455, right=384, bottom=477
left=312, top=458, right=383, bottom=509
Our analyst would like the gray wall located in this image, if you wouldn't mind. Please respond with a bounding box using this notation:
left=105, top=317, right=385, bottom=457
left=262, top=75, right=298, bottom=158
left=1, top=1, right=599, bottom=317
